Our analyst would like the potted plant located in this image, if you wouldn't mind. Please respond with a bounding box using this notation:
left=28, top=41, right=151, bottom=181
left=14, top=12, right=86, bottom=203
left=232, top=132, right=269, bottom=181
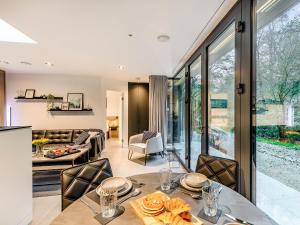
left=32, top=138, right=49, bottom=157
left=47, top=94, right=55, bottom=110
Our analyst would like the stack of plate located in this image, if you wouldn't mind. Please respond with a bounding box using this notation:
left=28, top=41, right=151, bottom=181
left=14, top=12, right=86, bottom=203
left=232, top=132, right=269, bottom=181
left=96, top=177, right=133, bottom=197
left=180, top=173, right=208, bottom=192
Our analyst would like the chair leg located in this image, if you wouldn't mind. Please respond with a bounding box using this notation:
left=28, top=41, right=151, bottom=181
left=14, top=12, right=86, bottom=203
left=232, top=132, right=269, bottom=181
left=128, top=150, right=133, bottom=160
left=144, top=154, right=147, bottom=166
left=159, top=152, right=164, bottom=159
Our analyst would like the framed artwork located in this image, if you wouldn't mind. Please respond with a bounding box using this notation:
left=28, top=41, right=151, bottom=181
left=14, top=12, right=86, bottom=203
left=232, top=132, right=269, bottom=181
left=61, top=102, right=69, bottom=110
left=67, top=93, right=83, bottom=110
left=25, top=89, right=35, bottom=98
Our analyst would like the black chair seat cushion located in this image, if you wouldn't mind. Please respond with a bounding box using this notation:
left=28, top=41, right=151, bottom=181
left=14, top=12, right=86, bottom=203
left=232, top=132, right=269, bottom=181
left=195, top=154, right=239, bottom=191
left=61, top=158, right=113, bottom=210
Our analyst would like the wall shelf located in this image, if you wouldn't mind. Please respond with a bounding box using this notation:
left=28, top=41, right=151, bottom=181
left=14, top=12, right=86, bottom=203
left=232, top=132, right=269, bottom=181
left=15, top=96, right=63, bottom=101
left=48, top=109, right=93, bottom=112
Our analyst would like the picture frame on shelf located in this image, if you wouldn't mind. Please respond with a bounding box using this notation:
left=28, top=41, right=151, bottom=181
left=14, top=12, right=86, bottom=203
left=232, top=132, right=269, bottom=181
left=25, top=89, right=35, bottom=98
left=61, top=102, right=69, bottom=110
left=53, top=102, right=62, bottom=110
left=67, top=93, right=83, bottom=110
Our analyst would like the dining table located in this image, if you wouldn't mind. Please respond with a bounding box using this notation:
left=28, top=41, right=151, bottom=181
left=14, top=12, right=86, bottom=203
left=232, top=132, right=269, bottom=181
left=50, top=172, right=275, bottom=225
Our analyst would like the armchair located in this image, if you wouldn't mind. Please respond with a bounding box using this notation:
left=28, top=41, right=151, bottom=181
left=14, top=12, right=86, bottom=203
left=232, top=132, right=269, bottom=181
left=128, top=133, right=164, bottom=165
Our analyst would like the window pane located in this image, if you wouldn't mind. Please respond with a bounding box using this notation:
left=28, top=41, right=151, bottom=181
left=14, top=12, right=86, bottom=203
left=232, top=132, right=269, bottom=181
left=190, top=56, right=202, bottom=170
left=255, top=0, right=300, bottom=224
left=208, top=22, right=235, bottom=159
left=167, top=79, right=173, bottom=145
left=173, top=69, right=185, bottom=162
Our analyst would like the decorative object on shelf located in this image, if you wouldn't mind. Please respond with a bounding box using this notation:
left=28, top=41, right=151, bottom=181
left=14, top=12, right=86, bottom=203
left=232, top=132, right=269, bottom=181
left=53, top=102, right=62, bottom=110
left=25, top=89, right=35, bottom=98
left=16, top=89, right=25, bottom=98
left=67, top=93, right=83, bottom=110
left=61, top=102, right=69, bottom=110
left=48, top=108, right=93, bottom=112
left=32, top=138, right=49, bottom=157
left=47, top=94, right=55, bottom=110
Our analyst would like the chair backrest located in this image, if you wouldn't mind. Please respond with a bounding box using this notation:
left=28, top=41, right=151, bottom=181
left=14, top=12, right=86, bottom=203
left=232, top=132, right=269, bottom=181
left=195, top=154, right=239, bottom=191
left=61, top=158, right=113, bottom=210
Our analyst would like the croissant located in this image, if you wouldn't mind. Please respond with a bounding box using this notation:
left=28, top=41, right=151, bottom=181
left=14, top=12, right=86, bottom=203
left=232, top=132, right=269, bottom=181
left=164, top=198, right=191, bottom=215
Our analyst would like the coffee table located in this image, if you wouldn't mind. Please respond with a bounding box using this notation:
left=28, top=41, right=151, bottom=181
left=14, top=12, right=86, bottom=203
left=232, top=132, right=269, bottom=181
left=32, top=146, right=90, bottom=171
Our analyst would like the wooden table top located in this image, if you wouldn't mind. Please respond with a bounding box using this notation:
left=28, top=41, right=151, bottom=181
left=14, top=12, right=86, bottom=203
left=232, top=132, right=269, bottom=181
left=50, top=173, right=275, bottom=225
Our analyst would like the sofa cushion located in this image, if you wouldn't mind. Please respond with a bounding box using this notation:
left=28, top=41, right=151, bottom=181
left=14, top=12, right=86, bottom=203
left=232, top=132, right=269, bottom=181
left=45, top=130, right=73, bottom=144
left=142, top=131, right=157, bottom=143
left=32, top=130, right=46, bottom=140
left=73, top=131, right=90, bottom=145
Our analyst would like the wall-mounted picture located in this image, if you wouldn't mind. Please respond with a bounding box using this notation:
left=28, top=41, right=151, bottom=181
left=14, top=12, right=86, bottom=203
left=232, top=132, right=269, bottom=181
left=67, top=93, right=83, bottom=110
left=25, top=89, right=35, bottom=98
left=61, top=102, right=69, bottom=110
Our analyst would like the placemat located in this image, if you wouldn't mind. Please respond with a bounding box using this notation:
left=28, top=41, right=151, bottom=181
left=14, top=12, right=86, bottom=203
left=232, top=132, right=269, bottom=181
left=86, top=182, right=143, bottom=205
left=94, top=205, right=125, bottom=225
left=198, top=208, right=222, bottom=224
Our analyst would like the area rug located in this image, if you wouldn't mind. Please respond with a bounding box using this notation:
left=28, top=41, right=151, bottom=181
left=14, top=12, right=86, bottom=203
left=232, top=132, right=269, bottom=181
left=33, top=171, right=61, bottom=197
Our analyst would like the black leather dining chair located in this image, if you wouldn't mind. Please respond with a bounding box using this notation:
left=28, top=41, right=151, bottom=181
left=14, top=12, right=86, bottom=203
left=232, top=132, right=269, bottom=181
left=195, top=154, right=239, bottom=191
left=61, top=158, right=113, bottom=210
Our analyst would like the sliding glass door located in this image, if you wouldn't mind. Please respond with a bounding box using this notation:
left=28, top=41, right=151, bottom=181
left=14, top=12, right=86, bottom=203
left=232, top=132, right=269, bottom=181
left=173, top=69, right=186, bottom=163
left=207, top=22, right=236, bottom=160
left=254, top=0, right=300, bottom=224
left=189, top=56, right=202, bottom=170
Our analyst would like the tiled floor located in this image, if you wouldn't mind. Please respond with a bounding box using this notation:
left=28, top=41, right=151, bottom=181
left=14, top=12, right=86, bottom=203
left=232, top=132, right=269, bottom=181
left=30, top=140, right=185, bottom=225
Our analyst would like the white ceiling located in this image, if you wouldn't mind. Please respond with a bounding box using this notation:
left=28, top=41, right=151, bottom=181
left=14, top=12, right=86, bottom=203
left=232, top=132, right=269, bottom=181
left=0, top=0, right=229, bottom=81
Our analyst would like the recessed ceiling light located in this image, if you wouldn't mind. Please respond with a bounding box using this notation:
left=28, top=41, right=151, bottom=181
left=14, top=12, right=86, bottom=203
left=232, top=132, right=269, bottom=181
left=1, top=60, right=9, bottom=64
left=119, top=65, right=125, bottom=70
left=157, top=34, right=170, bottom=42
left=128, top=34, right=133, bottom=37
left=0, top=19, right=36, bottom=44
left=20, top=61, right=32, bottom=66
left=45, top=62, right=54, bottom=67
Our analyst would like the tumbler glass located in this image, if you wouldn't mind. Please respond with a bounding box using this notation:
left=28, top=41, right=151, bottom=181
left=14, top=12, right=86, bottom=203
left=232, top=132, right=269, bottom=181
left=99, top=185, right=117, bottom=218
left=202, top=185, right=220, bottom=217
left=160, top=168, right=171, bottom=191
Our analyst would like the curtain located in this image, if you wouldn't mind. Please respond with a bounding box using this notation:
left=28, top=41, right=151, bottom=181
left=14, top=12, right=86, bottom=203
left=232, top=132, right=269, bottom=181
left=149, top=75, right=168, bottom=147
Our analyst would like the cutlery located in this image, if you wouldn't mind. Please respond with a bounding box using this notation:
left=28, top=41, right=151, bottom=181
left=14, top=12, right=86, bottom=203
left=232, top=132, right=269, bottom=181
left=80, top=197, right=99, bottom=215
left=225, top=213, right=254, bottom=225
left=117, top=188, right=141, bottom=205
left=179, top=188, right=202, bottom=199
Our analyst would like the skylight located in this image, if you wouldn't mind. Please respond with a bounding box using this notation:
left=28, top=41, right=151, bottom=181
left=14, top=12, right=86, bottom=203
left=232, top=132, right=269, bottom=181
left=0, top=19, right=36, bottom=44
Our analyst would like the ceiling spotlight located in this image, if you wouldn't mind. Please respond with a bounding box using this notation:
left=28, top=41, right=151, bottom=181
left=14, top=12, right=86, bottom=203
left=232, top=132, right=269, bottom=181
left=2, top=61, right=9, bottom=64
left=45, top=62, right=53, bottom=67
left=128, top=34, right=133, bottom=37
left=157, top=34, right=170, bottom=42
left=119, top=65, right=125, bottom=70
left=20, top=61, right=32, bottom=66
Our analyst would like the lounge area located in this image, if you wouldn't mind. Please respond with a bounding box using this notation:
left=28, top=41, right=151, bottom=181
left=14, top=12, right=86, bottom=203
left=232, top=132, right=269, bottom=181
left=0, top=0, right=299, bottom=225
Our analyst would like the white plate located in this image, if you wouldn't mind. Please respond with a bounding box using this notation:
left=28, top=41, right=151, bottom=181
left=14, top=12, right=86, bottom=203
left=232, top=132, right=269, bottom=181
left=100, top=177, right=127, bottom=191
left=96, top=178, right=133, bottom=197
left=184, top=173, right=207, bottom=188
left=180, top=176, right=202, bottom=192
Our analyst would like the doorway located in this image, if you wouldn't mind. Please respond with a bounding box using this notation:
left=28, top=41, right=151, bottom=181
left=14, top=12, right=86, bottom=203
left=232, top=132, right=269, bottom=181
left=106, top=90, right=124, bottom=146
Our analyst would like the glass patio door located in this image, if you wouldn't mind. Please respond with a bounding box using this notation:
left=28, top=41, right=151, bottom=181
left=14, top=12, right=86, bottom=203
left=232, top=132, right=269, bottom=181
left=207, top=22, right=237, bottom=160
left=254, top=0, right=300, bottom=224
left=189, top=56, right=202, bottom=170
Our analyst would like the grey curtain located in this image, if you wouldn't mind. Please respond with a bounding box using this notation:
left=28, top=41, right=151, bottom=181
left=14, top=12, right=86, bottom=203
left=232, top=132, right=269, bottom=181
left=149, top=75, right=168, bottom=147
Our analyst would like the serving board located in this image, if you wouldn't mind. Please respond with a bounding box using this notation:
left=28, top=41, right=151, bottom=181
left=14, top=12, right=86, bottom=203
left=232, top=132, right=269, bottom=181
left=130, top=191, right=203, bottom=225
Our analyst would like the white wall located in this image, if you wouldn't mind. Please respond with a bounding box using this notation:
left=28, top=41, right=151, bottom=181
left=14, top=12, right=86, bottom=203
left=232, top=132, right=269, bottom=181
left=0, top=127, right=32, bottom=225
left=106, top=90, right=121, bottom=117
left=6, top=74, right=129, bottom=146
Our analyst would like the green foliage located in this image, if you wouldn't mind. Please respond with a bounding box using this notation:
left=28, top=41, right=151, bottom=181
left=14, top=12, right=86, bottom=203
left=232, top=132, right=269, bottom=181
left=256, top=126, right=280, bottom=139
left=256, top=137, right=300, bottom=151
left=286, top=131, right=300, bottom=143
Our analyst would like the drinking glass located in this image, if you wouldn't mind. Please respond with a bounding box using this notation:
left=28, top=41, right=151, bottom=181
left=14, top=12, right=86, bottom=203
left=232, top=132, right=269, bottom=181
left=160, top=168, right=171, bottom=191
left=99, top=185, right=117, bottom=218
left=202, top=185, right=220, bottom=217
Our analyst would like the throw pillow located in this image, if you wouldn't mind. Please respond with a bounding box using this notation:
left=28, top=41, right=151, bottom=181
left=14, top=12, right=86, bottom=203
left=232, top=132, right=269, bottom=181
left=142, top=131, right=157, bottom=143
left=73, top=131, right=90, bottom=145
left=85, top=131, right=99, bottom=144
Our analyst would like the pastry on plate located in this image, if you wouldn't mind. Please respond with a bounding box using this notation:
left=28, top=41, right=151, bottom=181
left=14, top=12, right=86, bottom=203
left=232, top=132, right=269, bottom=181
left=164, top=198, right=191, bottom=215
left=156, top=212, right=193, bottom=225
